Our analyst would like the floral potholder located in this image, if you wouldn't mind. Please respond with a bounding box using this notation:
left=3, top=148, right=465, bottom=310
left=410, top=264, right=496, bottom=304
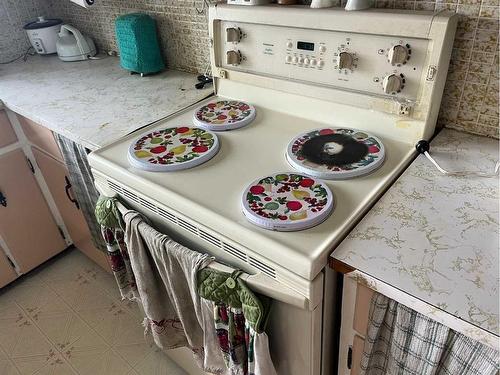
left=242, top=173, right=334, bottom=231
left=128, top=127, right=219, bottom=171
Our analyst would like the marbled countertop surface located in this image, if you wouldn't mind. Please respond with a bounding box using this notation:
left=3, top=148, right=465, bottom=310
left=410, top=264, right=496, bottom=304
left=0, top=55, right=212, bottom=150
left=334, top=128, right=499, bottom=336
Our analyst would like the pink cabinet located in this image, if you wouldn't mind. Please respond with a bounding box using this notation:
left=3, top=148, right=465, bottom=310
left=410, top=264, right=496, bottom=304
left=337, top=275, right=375, bottom=375
left=0, top=244, right=18, bottom=288
left=17, top=114, right=63, bottom=162
left=0, top=111, right=18, bottom=148
left=0, top=149, right=67, bottom=273
left=32, top=148, right=111, bottom=273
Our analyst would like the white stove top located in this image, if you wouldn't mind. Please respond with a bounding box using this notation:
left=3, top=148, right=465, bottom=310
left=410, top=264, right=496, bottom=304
left=89, top=5, right=456, bottom=299
left=90, top=93, right=414, bottom=281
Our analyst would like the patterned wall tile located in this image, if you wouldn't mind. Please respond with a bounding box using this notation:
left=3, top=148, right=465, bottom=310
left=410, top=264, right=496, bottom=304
left=0, top=0, right=55, bottom=62
left=372, top=0, right=499, bottom=138
left=1, top=0, right=498, bottom=138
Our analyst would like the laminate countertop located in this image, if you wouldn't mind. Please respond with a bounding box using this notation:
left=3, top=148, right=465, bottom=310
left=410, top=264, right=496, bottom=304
left=333, top=128, right=499, bottom=345
left=0, top=54, right=212, bottom=150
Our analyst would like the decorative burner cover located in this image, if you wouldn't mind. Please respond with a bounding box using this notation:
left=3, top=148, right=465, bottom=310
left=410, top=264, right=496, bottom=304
left=128, top=127, right=219, bottom=172
left=286, top=128, right=385, bottom=179
left=242, top=173, right=334, bottom=231
left=193, top=100, right=256, bottom=131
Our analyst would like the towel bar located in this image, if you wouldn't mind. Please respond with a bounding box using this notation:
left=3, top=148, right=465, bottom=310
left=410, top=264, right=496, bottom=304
left=114, top=200, right=311, bottom=309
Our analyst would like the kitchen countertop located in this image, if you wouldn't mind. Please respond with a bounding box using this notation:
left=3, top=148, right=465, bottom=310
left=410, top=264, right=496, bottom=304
left=0, top=55, right=212, bottom=150
left=333, top=128, right=499, bottom=339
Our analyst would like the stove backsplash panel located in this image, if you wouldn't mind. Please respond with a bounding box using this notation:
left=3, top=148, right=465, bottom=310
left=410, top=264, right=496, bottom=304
left=0, top=0, right=497, bottom=138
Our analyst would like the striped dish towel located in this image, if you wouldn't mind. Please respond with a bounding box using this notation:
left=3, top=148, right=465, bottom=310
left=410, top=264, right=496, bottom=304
left=55, top=133, right=106, bottom=252
left=360, top=293, right=499, bottom=375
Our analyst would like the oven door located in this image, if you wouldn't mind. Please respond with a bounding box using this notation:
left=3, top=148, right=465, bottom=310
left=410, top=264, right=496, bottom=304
left=95, top=179, right=325, bottom=375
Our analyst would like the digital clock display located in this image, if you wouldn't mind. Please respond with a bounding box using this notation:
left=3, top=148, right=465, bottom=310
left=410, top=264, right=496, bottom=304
left=297, top=41, right=315, bottom=51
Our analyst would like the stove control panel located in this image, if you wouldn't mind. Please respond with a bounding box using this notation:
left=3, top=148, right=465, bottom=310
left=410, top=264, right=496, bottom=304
left=218, top=21, right=429, bottom=100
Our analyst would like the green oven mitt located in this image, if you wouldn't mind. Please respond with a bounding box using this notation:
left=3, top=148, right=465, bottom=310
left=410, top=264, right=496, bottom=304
left=95, top=195, right=124, bottom=229
left=197, top=268, right=270, bottom=333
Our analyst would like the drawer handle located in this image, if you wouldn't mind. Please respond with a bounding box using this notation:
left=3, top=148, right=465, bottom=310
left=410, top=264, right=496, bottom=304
left=0, top=191, right=6, bottom=207
left=64, top=176, right=80, bottom=210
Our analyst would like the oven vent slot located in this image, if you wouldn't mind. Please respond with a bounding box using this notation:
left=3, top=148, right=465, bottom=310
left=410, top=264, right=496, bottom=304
left=222, top=243, right=247, bottom=263
left=199, top=230, right=222, bottom=248
left=122, top=187, right=139, bottom=203
left=108, top=181, right=122, bottom=194
left=105, top=179, right=277, bottom=280
left=177, top=218, right=198, bottom=235
left=139, top=197, right=156, bottom=212
left=248, top=256, right=276, bottom=278
left=158, top=208, right=176, bottom=223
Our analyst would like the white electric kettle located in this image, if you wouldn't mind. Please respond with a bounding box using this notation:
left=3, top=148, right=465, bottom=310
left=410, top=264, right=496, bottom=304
left=56, top=24, right=96, bottom=61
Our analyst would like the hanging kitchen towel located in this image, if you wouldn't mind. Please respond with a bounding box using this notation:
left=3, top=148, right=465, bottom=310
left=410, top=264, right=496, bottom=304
left=208, top=302, right=276, bottom=375
left=198, top=268, right=276, bottom=375
left=55, top=133, right=106, bottom=252
left=200, top=298, right=228, bottom=373
left=122, top=210, right=215, bottom=366
left=360, top=292, right=499, bottom=375
left=96, top=196, right=138, bottom=300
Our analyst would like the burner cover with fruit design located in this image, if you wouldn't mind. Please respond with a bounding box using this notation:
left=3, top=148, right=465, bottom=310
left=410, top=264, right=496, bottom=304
left=193, top=100, right=256, bottom=131
left=242, top=173, right=334, bottom=231
left=286, top=127, right=385, bottom=179
left=128, top=127, right=219, bottom=172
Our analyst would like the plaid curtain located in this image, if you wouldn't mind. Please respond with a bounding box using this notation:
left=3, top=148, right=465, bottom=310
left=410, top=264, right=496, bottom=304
left=361, top=292, right=499, bottom=375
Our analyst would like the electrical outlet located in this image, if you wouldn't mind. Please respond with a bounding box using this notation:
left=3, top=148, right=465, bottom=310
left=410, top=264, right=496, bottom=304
left=398, top=103, right=412, bottom=116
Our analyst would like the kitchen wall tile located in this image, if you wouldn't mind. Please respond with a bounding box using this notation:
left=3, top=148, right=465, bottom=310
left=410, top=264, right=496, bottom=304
left=0, top=0, right=55, bottom=62
left=479, top=5, right=499, bottom=18
left=1, top=0, right=497, bottom=138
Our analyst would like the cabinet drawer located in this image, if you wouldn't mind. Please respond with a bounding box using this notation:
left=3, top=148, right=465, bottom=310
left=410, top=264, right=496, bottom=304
left=0, top=111, right=18, bottom=148
left=17, top=115, right=63, bottom=162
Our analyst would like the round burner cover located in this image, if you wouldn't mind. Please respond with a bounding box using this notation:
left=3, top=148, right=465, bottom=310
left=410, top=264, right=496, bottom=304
left=128, top=127, right=219, bottom=172
left=286, top=128, right=385, bottom=179
left=242, top=173, right=334, bottom=231
left=193, top=100, right=256, bottom=131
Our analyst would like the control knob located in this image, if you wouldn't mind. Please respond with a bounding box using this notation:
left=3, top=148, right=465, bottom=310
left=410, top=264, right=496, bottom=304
left=388, top=44, right=409, bottom=65
left=226, top=27, right=241, bottom=43
left=382, top=74, right=404, bottom=94
left=337, top=51, right=354, bottom=70
left=226, top=50, right=242, bottom=66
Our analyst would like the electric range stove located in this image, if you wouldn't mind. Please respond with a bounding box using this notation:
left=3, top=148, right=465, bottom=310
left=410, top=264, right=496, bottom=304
left=89, top=5, right=457, bottom=375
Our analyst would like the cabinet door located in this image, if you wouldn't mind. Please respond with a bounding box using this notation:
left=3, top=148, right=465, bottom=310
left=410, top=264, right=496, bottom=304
left=338, top=277, right=375, bottom=375
left=0, top=111, right=18, bottom=148
left=0, top=244, right=18, bottom=288
left=0, top=149, right=67, bottom=273
left=32, top=148, right=110, bottom=272
left=17, top=115, right=63, bottom=162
